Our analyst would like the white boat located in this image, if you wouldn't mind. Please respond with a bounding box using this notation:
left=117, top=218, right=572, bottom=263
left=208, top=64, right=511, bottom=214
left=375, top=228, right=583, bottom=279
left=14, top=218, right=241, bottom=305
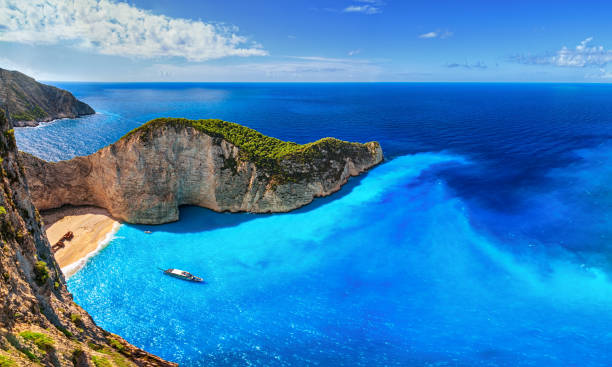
left=162, top=268, right=203, bottom=282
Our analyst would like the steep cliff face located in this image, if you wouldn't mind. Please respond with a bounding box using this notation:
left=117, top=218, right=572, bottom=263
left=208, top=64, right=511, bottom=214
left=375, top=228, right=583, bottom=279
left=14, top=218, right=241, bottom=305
left=0, top=110, right=175, bottom=366
left=21, top=118, right=383, bottom=224
left=0, top=69, right=95, bottom=127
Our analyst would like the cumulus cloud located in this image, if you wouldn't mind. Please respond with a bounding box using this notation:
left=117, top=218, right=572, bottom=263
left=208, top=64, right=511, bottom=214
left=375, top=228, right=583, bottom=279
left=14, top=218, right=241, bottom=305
left=343, top=0, right=385, bottom=14
left=419, top=30, right=453, bottom=39
left=513, top=38, right=612, bottom=67
left=0, top=0, right=268, bottom=61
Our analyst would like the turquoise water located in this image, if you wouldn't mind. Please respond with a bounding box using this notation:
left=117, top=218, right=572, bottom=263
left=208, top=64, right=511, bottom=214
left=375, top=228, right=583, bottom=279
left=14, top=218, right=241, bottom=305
left=15, top=83, right=612, bottom=365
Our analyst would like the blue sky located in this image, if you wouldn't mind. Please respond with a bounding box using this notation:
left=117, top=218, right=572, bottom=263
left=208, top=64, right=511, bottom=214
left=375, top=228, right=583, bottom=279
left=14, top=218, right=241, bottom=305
left=2, top=0, right=612, bottom=82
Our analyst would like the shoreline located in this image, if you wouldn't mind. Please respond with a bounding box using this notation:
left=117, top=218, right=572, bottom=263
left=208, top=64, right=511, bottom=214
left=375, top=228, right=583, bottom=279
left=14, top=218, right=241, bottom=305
left=14, top=112, right=98, bottom=128
left=42, top=205, right=121, bottom=278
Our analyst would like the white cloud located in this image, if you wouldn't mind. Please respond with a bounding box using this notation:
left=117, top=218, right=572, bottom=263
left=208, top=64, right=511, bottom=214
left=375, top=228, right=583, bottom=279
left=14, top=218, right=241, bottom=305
left=348, top=49, right=362, bottom=56
left=514, top=38, right=612, bottom=68
left=343, top=0, right=385, bottom=14
left=419, top=32, right=438, bottom=39
left=0, top=0, right=268, bottom=61
left=343, top=5, right=381, bottom=14
left=419, top=30, right=453, bottom=39
left=553, top=37, right=612, bottom=67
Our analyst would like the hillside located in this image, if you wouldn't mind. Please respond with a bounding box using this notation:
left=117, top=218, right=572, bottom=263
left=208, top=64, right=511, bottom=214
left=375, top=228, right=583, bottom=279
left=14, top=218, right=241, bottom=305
left=0, top=69, right=94, bottom=127
left=0, top=110, right=175, bottom=366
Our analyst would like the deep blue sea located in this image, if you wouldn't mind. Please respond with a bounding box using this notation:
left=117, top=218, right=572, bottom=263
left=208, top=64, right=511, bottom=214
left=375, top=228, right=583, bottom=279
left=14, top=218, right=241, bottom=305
left=15, top=83, right=612, bottom=366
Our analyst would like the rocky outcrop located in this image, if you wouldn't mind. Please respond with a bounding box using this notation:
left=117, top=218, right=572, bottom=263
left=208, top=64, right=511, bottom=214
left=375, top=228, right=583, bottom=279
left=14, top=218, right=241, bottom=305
left=0, top=68, right=94, bottom=127
left=0, top=110, right=175, bottom=366
left=21, top=118, right=383, bottom=224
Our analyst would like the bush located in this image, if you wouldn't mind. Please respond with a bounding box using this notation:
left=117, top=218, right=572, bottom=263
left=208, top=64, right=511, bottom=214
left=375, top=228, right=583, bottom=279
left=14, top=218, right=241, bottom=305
left=33, top=261, right=49, bottom=285
left=2, top=130, right=15, bottom=149
left=70, top=313, right=83, bottom=326
left=58, top=327, right=73, bottom=338
left=71, top=348, right=85, bottom=365
left=19, top=331, right=54, bottom=351
left=108, top=338, right=125, bottom=352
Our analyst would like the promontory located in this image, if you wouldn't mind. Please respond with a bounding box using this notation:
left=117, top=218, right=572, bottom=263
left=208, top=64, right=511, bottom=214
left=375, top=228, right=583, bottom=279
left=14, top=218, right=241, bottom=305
left=20, top=118, right=384, bottom=224
left=0, top=68, right=95, bottom=127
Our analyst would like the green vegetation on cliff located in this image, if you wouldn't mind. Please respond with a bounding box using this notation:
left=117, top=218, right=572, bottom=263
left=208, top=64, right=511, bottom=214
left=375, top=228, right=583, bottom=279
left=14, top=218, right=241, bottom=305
left=0, top=356, right=16, bottom=367
left=19, top=331, right=54, bottom=351
left=122, top=118, right=377, bottom=169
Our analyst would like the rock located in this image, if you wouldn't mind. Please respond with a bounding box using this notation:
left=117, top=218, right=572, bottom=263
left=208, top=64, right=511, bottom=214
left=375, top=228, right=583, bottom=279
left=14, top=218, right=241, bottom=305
left=21, top=118, right=383, bottom=224
left=0, top=110, right=175, bottom=366
left=0, top=68, right=95, bottom=127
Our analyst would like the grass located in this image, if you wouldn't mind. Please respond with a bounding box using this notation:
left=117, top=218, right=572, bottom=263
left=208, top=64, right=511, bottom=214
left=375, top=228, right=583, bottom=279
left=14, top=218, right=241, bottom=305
left=19, top=331, right=54, bottom=351
left=91, top=355, right=112, bottom=367
left=0, top=356, right=16, bottom=367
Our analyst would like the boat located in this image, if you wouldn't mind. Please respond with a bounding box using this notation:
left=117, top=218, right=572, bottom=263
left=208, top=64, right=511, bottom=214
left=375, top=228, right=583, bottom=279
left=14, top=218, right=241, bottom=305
left=161, top=268, right=203, bottom=282
left=144, top=230, right=153, bottom=234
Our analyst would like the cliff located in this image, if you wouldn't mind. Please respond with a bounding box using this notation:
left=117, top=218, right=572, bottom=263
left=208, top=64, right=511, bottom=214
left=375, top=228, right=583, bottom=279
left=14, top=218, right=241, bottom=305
left=21, top=118, right=383, bottom=224
left=0, top=110, right=175, bottom=366
left=0, top=69, right=94, bottom=127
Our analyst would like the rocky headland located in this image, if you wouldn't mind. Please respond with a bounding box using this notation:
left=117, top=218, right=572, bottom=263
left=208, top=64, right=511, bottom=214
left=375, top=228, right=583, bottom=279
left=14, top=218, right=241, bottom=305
left=0, top=68, right=95, bottom=127
left=0, top=110, right=175, bottom=366
left=21, top=118, right=383, bottom=224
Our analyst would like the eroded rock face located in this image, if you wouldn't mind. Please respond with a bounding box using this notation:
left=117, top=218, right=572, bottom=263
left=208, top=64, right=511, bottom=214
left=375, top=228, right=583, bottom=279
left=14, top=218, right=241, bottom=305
left=0, top=110, right=175, bottom=366
left=21, top=122, right=383, bottom=224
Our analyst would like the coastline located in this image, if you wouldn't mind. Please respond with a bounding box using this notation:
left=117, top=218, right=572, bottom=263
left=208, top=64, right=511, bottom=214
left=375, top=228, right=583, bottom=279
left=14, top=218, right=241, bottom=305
left=14, top=112, right=98, bottom=128
left=42, top=205, right=121, bottom=278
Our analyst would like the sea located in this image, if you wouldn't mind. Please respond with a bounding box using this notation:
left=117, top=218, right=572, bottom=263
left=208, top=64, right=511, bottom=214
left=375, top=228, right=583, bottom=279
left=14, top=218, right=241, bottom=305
left=15, top=83, right=612, bottom=366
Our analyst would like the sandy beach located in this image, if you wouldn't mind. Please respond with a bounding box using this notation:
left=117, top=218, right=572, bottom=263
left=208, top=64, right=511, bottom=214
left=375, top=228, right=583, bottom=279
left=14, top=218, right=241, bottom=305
left=43, top=206, right=120, bottom=277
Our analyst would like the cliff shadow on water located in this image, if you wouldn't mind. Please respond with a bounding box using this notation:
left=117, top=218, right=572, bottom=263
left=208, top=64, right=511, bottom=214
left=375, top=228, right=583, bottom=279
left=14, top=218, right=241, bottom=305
left=130, top=170, right=373, bottom=235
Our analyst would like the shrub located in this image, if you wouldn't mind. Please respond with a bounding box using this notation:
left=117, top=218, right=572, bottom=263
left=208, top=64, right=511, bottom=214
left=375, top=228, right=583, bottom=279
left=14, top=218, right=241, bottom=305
left=108, top=338, right=124, bottom=352
left=91, top=355, right=112, bottom=367
left=70, top=313, right=83, bottom=326
left=58, top=327, right=73, bottom=338
left=19, top=331, right=54, bottom=351
left=71, top=348, right=85, bottom=365
left=33, top=261, right=49, bottom=285
left=0, top=356, right=16, bottom=367
left=2, top=130, right=15, bottom=149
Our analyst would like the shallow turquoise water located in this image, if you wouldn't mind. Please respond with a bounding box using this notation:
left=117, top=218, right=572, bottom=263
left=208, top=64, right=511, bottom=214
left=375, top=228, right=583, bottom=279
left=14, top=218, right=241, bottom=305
left=67, top=153, right=612, bottom=366
left=15, top=83, right=612, bottom=365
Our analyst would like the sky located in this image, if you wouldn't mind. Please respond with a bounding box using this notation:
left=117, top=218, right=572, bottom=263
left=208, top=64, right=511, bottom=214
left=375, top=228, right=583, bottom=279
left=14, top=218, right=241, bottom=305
left=2, top=0, right=612, bottom=82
